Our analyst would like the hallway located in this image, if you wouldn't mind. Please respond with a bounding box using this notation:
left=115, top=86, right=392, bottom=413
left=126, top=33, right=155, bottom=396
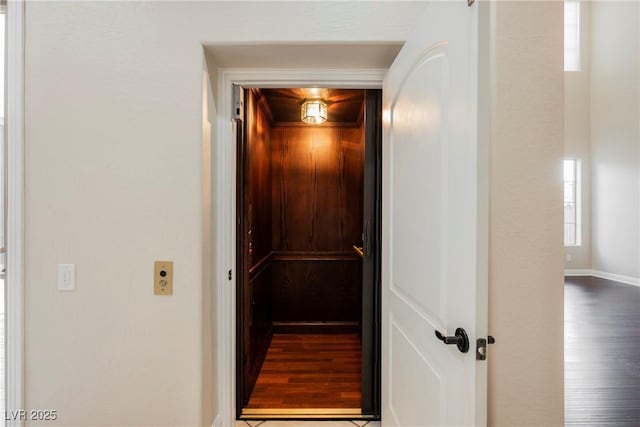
left=565, top=276, right=640, bottom=426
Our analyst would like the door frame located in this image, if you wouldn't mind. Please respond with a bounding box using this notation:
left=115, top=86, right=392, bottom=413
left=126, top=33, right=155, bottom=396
left=6, top=2, right=25, bottom=425
left=214, top=68, right=386, bottom=426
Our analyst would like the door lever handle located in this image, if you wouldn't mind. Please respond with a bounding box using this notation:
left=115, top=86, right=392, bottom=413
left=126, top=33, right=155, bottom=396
left=435, top=328, right=469, bottom=353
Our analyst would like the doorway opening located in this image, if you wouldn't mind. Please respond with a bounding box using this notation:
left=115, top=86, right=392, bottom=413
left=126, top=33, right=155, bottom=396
left=235, top=87, right=382, bottom=420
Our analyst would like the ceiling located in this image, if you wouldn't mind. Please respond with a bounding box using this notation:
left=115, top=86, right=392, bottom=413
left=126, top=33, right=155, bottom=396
left=259, top=88, right=365, bottom=125
left=205, top=43, right=403, bottom=69
left=205, top=43, right=400, bottom=126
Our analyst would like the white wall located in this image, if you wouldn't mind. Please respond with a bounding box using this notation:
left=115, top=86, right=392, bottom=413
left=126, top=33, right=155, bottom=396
left=488, top=2, right=565, bottom=426
left=564, top=1, right=592, bottom=270
left=24, top=1, right=564, bottom=426
left=590, top=1, right=640, bottom=281
left=24, top=2, right=427, bottom=426
left=201, top=58, right=218, bottom=427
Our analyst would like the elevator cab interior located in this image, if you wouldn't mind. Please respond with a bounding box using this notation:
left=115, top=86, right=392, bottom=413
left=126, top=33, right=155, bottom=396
left=236, top=87, right=381, bottom=420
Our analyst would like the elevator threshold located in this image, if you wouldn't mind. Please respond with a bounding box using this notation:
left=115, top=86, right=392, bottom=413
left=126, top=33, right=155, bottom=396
left=240, top=408, right=367, bottom=420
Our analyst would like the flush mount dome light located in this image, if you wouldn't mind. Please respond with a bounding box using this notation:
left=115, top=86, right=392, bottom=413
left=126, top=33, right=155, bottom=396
left=301, top=99, right=328, bottom=124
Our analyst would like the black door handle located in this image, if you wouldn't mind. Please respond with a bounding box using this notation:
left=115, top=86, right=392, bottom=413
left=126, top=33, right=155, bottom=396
left=435, top=328, right=469, bottom=353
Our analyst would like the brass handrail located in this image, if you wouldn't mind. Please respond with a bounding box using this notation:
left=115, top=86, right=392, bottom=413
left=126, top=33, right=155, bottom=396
left=352, top=245, right=364, bottom=258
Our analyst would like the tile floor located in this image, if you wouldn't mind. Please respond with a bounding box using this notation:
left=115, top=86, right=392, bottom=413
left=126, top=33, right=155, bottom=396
left=236, top=421, right=380, bottom=427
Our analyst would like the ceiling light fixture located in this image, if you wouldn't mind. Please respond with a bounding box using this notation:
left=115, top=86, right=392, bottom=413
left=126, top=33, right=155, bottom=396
left=301, top=99, right=328, bottom=124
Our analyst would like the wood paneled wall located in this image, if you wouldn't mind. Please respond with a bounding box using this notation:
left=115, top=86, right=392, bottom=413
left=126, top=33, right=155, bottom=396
left=240, top=90, right=273, bottom=404
left=271, top=257, right=361, bottom=322
left=240, top=92, right=366, bottom=404
left=270, top=126, right=364, bottom=325
left=247, top=90, right=273, bottom=267
left=271, top=127, right=363, bottom=251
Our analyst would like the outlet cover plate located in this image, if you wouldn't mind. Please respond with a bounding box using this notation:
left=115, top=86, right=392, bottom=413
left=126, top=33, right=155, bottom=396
left=58, top=264, right=76, bottom=291
left=154, top=261, right=173, bottom=296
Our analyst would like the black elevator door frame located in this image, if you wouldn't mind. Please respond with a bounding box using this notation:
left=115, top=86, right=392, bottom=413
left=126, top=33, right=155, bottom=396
left=235, top=86, right=249, bottom=417
left=361, top=89, right=382, bottom=417
left=235, top=86, right=383, bottom=419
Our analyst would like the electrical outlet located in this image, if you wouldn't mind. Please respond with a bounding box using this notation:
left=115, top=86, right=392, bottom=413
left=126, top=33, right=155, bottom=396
left=566, top=254, right=572, bottom=262
left=58, top=264, right=75, bottom=291
left=154, top=261, right=173, bottom=296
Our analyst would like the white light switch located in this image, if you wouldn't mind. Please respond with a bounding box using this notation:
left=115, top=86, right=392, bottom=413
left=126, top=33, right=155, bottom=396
left=58, top=264, right=75, bottom=291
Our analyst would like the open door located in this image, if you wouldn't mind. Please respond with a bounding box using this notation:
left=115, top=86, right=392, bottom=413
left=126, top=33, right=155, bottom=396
left=381, top=1, right=488, bottom=426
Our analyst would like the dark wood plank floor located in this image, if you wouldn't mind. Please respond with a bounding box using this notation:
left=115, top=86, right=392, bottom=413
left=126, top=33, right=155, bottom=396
left=246, top=333, right=362, bottom=409
left=565, top=276, right=640, bottom=426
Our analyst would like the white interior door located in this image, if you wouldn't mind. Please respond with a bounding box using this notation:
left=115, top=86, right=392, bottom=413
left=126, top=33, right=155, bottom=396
left=381, top=1, right=488, bottom=426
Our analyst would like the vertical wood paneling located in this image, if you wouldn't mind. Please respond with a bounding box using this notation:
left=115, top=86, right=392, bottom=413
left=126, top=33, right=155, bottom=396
left=271, top=126, right=364, bottom=251
left=240, top=90, right=274, bottom=405
left=270, top=124, right=364, bottom=324
left=247, top=263, right=273, bottom=397
left=271, top=259, right=361, bottom=322
left=247, top=90, right=272, bottom=266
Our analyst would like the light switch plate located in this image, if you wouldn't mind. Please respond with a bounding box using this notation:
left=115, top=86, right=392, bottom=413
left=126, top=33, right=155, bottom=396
left=58, top=264, right=75, bottom=291
left=154, top=261, right=173, bottom=296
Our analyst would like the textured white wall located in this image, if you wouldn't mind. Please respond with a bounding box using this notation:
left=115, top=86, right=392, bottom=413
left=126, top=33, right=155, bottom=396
left=201, top=59, right=218, bottom=427
left=24, top=2, right=426, bottom=426
left=24, top=1, right=565, bottom=426
left=590, top=1, right=640, bottom=281
left=488, top=2, right=565, bottom=426
left=564, top=1, right=592, bottom=271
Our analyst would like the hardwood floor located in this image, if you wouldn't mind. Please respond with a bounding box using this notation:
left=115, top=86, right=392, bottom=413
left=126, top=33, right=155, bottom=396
left=236, top=421, right=379, bottom=427
left=246, top=333, right=362, bottom=409
left=565, top=276, right=640, bottom=426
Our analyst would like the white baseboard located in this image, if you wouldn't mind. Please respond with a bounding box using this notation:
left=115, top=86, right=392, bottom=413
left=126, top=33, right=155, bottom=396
left=592, top=270, right=640, bottom=287
left=565, top=269, right=640, bottom=287
left=564, top=269, right=593, bottom=276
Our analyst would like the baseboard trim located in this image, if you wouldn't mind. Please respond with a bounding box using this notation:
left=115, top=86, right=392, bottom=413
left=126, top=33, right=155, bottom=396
left=272, top=321, right=360, bottom=334
left=591, top=270, right=640, bottom=287
left=565, top=269, right=640, bottom=287
left=564, top=269, right=593, bottom=276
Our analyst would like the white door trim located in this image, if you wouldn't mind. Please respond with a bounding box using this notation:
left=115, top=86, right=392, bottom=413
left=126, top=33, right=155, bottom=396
left=5, top=1, right=25, bottom=425
left=213, top=68, right=385, bottom=426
